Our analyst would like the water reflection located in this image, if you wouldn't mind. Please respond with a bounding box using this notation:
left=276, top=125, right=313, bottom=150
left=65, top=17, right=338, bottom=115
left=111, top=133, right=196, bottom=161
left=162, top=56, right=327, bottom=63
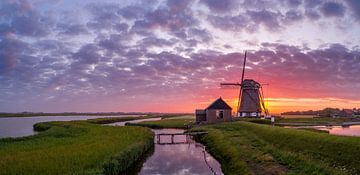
left=327, top=125, right=360, bottom=136
left=0, top=115, right=142, bottom=138
left=138, top=129, right=223, bottom=175
left=286, top=125, right=360, bottom=137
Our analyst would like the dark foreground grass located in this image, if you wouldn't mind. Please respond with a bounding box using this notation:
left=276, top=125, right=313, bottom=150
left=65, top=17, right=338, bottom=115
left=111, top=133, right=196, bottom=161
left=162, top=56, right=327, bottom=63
left=0, top=120, right=154, bottom=175
left=127, top=118, right=195, bottom=129
left=192, top=121, right=360, bottom=175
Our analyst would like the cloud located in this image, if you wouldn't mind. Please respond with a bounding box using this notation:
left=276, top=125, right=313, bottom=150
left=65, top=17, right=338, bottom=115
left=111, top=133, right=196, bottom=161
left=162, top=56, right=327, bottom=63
left=304, top=0, right=322, bottom=8
left=0, top=0, right=53, bottom=37
left=0, top=36, right=27, bottom=74
left=246, top=10, right=283, bottom=31
left=0, top=0, right=359, bottom=112
left=305, top=9, right=321, bottom=20
left=201, top=0, right=236, bottom=13
left=56, top=23, right=88, bottom=36
left=208, top=9, right=284, bottom=33
left=320, top=1, right=346, bottom=17
left=345, top=0, right=360, bottom=21
left=284, top=0, right=302, bottom=8
left=284, top=10, right=303, bottom=23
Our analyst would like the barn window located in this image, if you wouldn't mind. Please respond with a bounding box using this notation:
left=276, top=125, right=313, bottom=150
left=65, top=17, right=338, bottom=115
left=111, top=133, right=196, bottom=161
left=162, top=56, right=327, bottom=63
left=216, top=110, right=224, bottom=119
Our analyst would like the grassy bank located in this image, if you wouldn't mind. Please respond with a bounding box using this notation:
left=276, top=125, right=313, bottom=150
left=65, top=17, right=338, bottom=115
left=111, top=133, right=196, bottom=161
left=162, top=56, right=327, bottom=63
left=192, top=121, right=360, bottom=175
left=86, top=115, right=158, bottom=124
left=127, top=117, right=195, bottom=129
left=0, top=120, right=154, bottom=174
left=276, top=117, right=360, bottom=125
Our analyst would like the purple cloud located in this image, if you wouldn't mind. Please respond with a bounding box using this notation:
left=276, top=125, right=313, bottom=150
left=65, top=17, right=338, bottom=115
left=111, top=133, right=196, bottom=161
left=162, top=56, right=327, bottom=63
left=345, top=0, right=360, bottom=21
left=320, top=2, right=346, bottom=17
left=201, top=0, right=236, bottom=13
left=0, top=0, right=359, bottom=112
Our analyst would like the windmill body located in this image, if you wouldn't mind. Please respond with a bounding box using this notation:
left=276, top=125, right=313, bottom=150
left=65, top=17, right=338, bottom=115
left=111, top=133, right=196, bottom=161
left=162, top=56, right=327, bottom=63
left=221, top=51, right=269, bottom=118
left=238, top=79, right=262, bottom=117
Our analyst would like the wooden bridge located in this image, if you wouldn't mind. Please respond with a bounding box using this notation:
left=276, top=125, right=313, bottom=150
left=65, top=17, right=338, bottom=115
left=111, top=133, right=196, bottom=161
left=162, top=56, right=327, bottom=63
left=156, top=131, right=208, bottom=144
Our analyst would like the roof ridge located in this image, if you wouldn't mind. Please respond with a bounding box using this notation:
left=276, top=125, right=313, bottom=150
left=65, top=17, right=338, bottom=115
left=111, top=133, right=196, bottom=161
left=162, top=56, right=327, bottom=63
left=206, top=97, right=232, bottom=110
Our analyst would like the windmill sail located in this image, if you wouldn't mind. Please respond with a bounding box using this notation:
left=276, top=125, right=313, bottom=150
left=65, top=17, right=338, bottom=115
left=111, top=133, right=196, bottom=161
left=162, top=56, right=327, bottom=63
left=220, top=50, right=269, bottom=117
left=237, top=51, right=247, bottom=113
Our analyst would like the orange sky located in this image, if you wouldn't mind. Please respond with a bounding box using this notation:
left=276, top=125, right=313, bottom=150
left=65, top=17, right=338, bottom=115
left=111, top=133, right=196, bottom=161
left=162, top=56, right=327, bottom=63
left=192, top=97, right=360, bottom=115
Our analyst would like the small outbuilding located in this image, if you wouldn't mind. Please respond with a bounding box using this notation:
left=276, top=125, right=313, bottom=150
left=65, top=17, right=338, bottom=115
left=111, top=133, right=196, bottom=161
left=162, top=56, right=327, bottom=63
left=195, top=97, right=232, bottom=123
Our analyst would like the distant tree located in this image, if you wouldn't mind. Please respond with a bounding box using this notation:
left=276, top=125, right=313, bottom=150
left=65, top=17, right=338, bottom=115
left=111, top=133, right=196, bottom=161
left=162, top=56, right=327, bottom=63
left=318, top=108, right=340, bottom=117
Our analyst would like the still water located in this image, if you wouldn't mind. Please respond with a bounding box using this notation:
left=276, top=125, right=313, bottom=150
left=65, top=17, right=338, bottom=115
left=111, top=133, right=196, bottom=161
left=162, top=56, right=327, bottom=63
left=321, top=125, right=360, bottom=136
left=0, top=115, right=141, bottom=138
left=137, top=129, right=223, bottom=175
left=287, top=125, right=360, bottom=137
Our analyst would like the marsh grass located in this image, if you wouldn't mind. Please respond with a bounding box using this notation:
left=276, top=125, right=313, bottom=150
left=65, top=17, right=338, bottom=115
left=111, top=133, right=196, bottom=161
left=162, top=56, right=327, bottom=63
left=0, top=120, right=154, bottom=175
left=192, top=121, right=360, bottom=175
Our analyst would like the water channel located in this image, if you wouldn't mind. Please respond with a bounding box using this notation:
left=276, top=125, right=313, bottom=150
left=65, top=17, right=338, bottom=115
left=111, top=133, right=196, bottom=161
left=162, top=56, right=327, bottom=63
left=108, top=119, right=224, bottom=174
left=138, top=129, right=223, bottom=175
left=0, top=115, right=142, bottom=138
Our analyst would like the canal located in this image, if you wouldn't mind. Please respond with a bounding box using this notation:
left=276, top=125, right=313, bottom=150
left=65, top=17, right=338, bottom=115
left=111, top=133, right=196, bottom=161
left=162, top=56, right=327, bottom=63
left=139, top=129, right=223, bottom=175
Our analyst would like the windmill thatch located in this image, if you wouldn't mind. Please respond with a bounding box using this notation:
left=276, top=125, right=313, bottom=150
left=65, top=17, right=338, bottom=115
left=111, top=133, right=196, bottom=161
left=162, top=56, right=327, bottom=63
left=238, top=79, right=262, bottom=117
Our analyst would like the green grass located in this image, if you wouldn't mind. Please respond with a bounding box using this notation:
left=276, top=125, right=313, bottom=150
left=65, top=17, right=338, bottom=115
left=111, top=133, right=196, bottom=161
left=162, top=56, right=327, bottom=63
left=0, top=120, right=154, bottom=175
left=86, top=115, right=157, bottom=124
left=164, top=115, right=195, bottom=120
left=191, top=121, right=360, bottom=175
left=127, top=118, right=195, bottom=129
left=281, top=115, right=318, bottom=118
left=275, top=117, right=360, bottom=126
left=237, top=117, right=272, bottom=125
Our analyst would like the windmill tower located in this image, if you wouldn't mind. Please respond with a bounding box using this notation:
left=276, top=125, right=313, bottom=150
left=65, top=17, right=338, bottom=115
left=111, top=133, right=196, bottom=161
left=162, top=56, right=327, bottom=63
left=221, top=51, right=269, bottom=117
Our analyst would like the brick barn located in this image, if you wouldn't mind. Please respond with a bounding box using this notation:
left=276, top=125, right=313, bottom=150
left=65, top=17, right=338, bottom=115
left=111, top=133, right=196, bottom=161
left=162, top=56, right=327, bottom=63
left=195, top=97, right=232, bottom=123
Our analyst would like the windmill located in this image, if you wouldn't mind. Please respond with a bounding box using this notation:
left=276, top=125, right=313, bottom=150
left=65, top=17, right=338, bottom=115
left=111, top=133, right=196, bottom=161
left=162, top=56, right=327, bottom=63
left=221, top=51, right=269, bottom=117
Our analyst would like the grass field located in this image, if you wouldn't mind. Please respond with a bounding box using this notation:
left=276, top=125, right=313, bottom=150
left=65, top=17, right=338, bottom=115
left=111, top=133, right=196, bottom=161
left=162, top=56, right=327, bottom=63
left=280, top=115, right=317, bottom=118
left=86, top=115, right=158, bottom=124
left=0, top=120, right=154, bottom=175
left=126, top=116, right=195, bottom=129
left=275, top=117, right=360, bottom=126
left=191, top=121, right=360, bottom=175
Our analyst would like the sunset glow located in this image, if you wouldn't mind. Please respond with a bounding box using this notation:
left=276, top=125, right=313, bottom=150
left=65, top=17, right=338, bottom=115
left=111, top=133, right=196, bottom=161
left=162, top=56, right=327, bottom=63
left=0, top=0, right=359, bottom=113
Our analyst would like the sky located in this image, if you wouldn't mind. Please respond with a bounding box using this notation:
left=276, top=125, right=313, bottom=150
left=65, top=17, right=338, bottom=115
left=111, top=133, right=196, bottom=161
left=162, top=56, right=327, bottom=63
left=0, top=0, right=359, bottom=114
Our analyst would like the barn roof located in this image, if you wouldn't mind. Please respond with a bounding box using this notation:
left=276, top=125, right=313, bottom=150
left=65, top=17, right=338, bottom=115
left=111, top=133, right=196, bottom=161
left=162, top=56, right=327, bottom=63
left=206, top=97, right=232, bottom=110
